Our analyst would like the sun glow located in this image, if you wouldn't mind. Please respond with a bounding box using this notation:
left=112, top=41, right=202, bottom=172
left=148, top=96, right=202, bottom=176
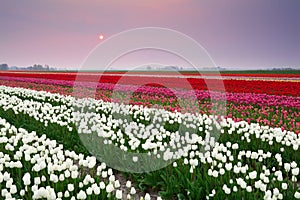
left=99, top=34, right=104, bottom=40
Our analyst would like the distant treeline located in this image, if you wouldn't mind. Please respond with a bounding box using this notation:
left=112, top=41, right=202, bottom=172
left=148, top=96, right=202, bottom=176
left=0, top=63, right=298, bottom=73
left=220, top=69, right=300, bottom=74
left=0, top=63, right=57, bottom=71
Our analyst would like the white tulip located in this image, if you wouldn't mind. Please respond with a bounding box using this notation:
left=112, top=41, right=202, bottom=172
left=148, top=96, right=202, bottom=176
left=22, top=173, right=31, bottom=186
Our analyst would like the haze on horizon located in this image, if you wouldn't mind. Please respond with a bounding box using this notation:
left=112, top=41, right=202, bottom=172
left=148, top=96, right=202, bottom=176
left=0, top=0, right=299, bottom=70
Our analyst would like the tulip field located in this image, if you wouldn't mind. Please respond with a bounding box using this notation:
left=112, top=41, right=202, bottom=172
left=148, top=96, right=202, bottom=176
left=0, top=71, right=300, bottom=199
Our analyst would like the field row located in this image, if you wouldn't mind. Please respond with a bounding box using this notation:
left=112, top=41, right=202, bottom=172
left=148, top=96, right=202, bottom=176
left=0, top=77, right=299, bottom=133
left=0, top=85, right=300, bottom=199
left=0, top=73, right=299, bottom=96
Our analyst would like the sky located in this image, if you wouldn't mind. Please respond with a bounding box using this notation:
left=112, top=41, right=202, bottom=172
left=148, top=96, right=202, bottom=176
left=0, top=0, right=299, bottom=70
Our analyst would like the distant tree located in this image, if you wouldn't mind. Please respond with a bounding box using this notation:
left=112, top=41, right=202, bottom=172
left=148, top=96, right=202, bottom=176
left=0, top=63, right=9, bottom=70
left=27, top=66, right=33, bottom=70
left=23, top=64, right=54, bottom=71
left=36, top=64, right=43, bottom=70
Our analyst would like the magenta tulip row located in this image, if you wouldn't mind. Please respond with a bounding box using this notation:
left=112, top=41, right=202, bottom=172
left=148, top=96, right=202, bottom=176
left=1, top=76, right=299, bottom=110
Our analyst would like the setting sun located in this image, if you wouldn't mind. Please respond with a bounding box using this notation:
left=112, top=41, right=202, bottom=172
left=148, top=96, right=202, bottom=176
left=99, top=34, right=104, bottom=40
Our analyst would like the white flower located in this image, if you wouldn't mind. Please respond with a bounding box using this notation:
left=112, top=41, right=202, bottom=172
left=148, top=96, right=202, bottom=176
left=292, top=176, right=297, bottom=182
left=260, top=183, right=267, bottom=192
left=64, top=191, right=70, bottom=198
left=208, top=169, right=212, bottom=176
left=116, top=190, right=122, bottom=199
left=102, top=171, right=108, bottom=178
left=115, top=180, right=120, bottom=188
left=233, top=165, right=240, bottom=174
left=264, top=169, right=270, bottom=176
left=34, top=177, right=41, bottom=185
left=273, top=188, right=280, bottom=196
left=232, top=143, right=239, bottom=150
left=59, top=174, right=65, bottom=181
left=236, top=178, right=247, bottom=189
left=68, top=184, right=74, bottom=192
left=106, top=183, right=114, bottom=193
left=293, top=144, right=298, bottom=150
left=219, top=168, right=225, bottom=175
left=225, top=163, right=232, bottom=171
left=249, top=171, right=257, bottom=179
left=295, top=191, right=300, bottom=199
left=292, top=168, right=299, bottom=176
left=246, top=186, right=252, bottom=193
left=108, top=168, right=113, bottom=176
left=100, top=181, right=106, bottom=189
left=233, top=186, right=237, bottom=192
left=86, top=187, right=92, bottom=195
left=282, top=183, right=288, bottom=190
left=173, top=162, right=177, bottom=168
left=10, top=185, right=17, bottom=194
left=184, top=158, right=189, bottom=165
left=291, top=161, right=297, bottom=168
left=263, top=176, right=269, bottom=184
left=88, top=158, right=96, bottom=169
left=126, top=181, right=132, bottom=188
left=41, top=176, right=46, bottom=182
left=94, top=186, right=100, bottom=195
left=2, top=189, right=8, bottom=197
left=57, top=192, right=63, bottom=198
left=264, top=190, right=272, bottom=199
left=240, top=166, right=247, bottom=174
left=77, top=190, right=87, bottom=199
left=212, top=170, right=218, bottom=178
left=71, top=170, right=79, bottom=179
left=190, top=166, right=194, bottom=174
left=284, top=163, right=291, bottom=172
left=109, top=175, right=115, bottom=183
left=130, top=187, right=136, bottom=195
left=22, top=173, right=31, bottom=186
left=145, top=193, right=151, bottom=200
left=222, top=184, right=231, bottom=194
left=50, top=174, right=58, bottom=183
left=79, top=182, right=84, bottom=188
left=20, top=189, right=25, bottom=196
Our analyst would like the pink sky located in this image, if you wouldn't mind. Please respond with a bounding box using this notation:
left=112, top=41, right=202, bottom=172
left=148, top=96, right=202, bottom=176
left=1, top=0, right=299, bottom=69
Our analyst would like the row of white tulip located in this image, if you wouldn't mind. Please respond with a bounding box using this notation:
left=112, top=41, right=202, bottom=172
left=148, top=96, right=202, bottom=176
left=1, top=85, right=300, bottom=199
left=0, top=85, right=220, bottom=161
left=0, top=116, right=161, bottom=200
